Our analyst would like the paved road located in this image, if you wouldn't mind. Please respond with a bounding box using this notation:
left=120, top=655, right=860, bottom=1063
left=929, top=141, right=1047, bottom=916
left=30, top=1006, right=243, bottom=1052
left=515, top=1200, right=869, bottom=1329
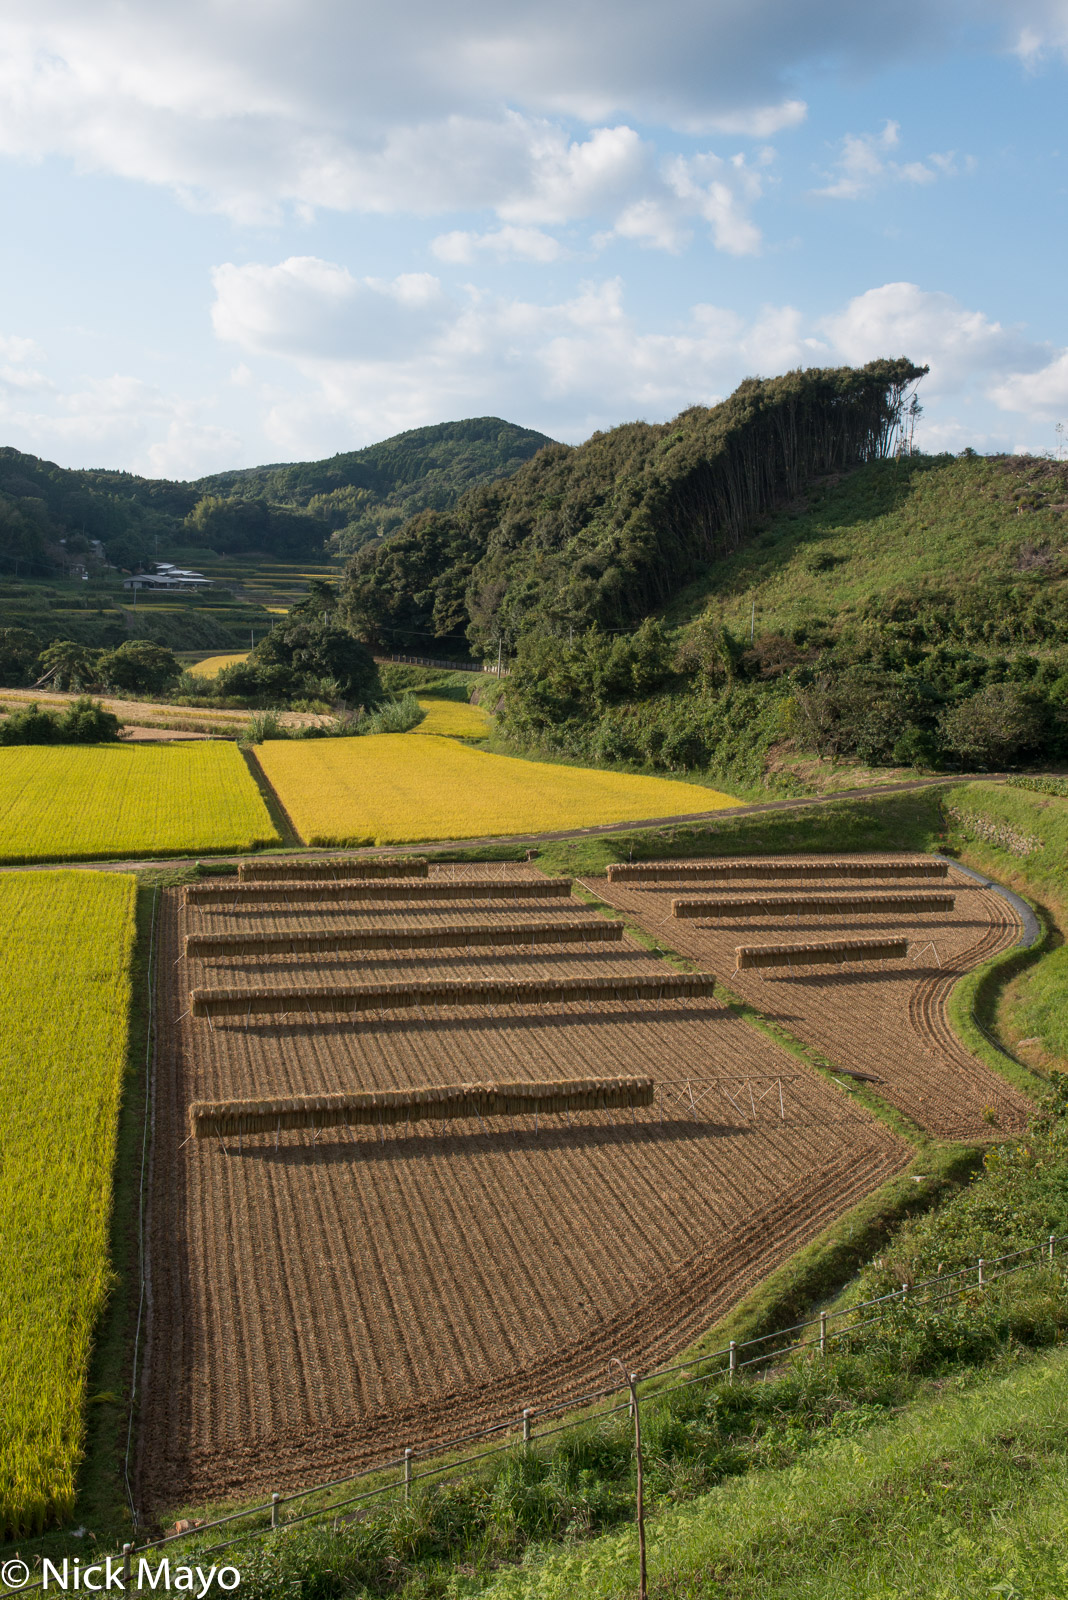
left=0, top=772, right=998, bottom=874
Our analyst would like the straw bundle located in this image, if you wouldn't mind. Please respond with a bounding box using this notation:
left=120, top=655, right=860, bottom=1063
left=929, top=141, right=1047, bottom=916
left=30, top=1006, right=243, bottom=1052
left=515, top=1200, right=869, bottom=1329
left=189, top=1075, right=655, bottom=1137
left=184, top=920, right=625, bottom=959
left=237, top=857, right=428, bottom=882
left=672, top=892, right=955, bottom=920
left=183, top=877, right=573, bottom=908
left=608, top=858, right=947, bottom=884
left=735, top=938, right=908, bottom=970
left=190, top=971, right=718, bottom=1018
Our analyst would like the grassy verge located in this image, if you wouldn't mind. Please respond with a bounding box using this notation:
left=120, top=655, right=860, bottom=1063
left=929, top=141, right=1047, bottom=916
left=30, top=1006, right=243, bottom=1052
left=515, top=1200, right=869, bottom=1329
left=533, top=787, right=948, bottom=879
left=474, top=1345, right=1068, bottom=1600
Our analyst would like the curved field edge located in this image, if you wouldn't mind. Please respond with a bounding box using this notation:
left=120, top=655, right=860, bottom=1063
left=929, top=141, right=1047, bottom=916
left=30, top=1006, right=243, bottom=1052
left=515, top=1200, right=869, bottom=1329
left=471, top=1346, right=1068, bottom=1600
left=0, top=872, right=138, bottom=1539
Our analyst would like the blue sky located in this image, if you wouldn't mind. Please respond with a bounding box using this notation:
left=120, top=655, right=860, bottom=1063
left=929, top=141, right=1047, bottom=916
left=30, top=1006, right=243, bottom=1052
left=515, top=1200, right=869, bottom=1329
left=0, top=0, right=1066, bottom=477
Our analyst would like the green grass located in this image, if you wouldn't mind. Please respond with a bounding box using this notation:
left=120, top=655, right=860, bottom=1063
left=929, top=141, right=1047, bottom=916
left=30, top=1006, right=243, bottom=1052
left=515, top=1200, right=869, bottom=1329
left=0, top=743, right=282, bottom=862
left=0, top=872, right=137, bottom=1537
left=534, top=786, right=948, bottom=879
left=473, top=1347, right=1068, bottom=1600
left=944, top=782, right=1068, bottom=1071
left=667, top=453, right=1068, bottom=645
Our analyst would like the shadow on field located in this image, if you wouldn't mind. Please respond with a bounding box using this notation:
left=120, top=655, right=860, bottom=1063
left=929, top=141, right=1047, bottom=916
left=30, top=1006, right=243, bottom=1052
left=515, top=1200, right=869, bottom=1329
left=218, top=1002, right=736, bottom=1039
left=215, top=1115, right=750, bottom=1164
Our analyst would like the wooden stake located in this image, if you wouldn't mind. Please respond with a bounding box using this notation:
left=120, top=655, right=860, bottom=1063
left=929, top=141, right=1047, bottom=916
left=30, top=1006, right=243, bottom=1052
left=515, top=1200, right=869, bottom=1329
left=611, top=1359, right=646, bottom=1600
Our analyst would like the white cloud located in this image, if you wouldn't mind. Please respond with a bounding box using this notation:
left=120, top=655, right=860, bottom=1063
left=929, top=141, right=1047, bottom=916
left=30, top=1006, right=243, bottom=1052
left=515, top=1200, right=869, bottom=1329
left=0, top=338, right=241, bottom=475
left=431, top=227, right=565, bottom=264
left=206, top=263, right=1068, bottom=461
left=0, top=1, right=1055, bottom=222
left=813, top=121, right=968, bottom=200
left=989, top=350, right=1068, bottom=417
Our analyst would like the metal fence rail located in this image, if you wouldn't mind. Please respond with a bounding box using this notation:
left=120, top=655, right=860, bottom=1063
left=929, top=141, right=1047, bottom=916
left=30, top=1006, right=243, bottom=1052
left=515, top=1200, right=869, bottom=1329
left=8, top=1229, right=1061, bottom=1594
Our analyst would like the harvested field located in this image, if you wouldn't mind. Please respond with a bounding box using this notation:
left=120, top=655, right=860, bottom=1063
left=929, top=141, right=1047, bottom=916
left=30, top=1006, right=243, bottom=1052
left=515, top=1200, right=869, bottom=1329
left=182, top=876, right=574, bottom=909
left=672, top=893, right=954, bottom=919
left=607, top=858, right=948, bottom=884
left=735, top=938, right=909, bottom=970
left=237, top=857, right=428, bottom=882
left=189, top=971, right=721, bottom=1018
left=140, top=862, right=908, bottom=1509
left=184, top=920, right=626, bottom=959
left=591, top=854, right=1034, bottom=1141
left=189, top=1077, right=655, bottom=1138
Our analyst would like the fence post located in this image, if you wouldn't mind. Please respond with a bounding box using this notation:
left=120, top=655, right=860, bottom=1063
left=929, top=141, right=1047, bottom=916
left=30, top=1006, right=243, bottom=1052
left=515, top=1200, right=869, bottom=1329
left=978, top=1258, right=985, bottom=1288
left=122, top=1544, right=132, bottom=1591
left=1051, top=1235, right=1056, bottom=1265
left=729, top=1340, right=737, bottom=1382
left=610, top=1362, right=647, bottom=1600
left=404, top=1448, right=413, bottom=1504
left=819, top=1312, right=827, bottom=1357
left=901, top=1282, right=908, bottom=1302
left=271, top=1492, right=280, bottom=1529
left=522, top=1408, right=532, bottom=1447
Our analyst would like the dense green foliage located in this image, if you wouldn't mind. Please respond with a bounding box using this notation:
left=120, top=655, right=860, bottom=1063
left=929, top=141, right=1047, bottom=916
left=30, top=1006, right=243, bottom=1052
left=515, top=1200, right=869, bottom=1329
left=493, top=451, right=1068, bottom=785
left=0, top=698, right=121, bottom=745
left=341, top=361, right=924, bottom=655
left=0, top=419, right=549, bottom=579
left=214, top=581, right=382, bottom=707
left=199, top=418, right=552, bottom=553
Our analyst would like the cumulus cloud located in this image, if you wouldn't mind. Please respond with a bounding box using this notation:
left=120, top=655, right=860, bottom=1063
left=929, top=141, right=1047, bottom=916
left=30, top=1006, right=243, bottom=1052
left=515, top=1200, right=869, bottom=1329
left=432, top=227, right=565, bottom=264
left=206, top=262, right=1068, bottom=459
left=813, top=121, right=969, bottom=199
left=0, top=337, right=241, bottom=475
left=0, top=0, right=1057, bottom=223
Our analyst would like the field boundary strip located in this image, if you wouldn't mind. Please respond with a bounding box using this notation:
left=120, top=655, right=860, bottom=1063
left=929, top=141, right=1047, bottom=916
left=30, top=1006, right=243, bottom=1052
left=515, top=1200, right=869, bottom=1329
left=18, top=1231, right=1059, bottom=1592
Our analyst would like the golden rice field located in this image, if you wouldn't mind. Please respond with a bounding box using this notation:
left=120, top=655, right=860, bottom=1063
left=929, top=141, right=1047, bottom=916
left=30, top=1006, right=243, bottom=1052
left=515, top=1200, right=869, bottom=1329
left=0, top=744, right=281, bottom=863
left=411, top=697, right=491, bottom=738
left=0, top=872, right=137, bottom=1535
left=254, top=733, right=738, bottom=844
left=189, top=652, right=249, bottom=678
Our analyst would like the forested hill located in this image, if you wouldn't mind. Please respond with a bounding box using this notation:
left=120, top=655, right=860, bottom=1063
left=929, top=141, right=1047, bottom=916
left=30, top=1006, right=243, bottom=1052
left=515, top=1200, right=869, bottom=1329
left=0, top=417, right=552, bottom=575
left=340, top=360, right=925, bottom=655
left=196, top=417, right=554, bottom=552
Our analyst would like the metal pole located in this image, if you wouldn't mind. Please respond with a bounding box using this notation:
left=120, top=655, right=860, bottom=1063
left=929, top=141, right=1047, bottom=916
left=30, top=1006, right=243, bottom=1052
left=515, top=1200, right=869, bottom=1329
left=404, top=1447, right=413, bottom=1504
left=611, top=1361, right=646, bottom=1600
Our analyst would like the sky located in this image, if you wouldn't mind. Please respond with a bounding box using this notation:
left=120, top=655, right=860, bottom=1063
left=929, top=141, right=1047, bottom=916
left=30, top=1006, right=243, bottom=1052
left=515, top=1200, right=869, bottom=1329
left=0, top=0, right=1066, bottom=479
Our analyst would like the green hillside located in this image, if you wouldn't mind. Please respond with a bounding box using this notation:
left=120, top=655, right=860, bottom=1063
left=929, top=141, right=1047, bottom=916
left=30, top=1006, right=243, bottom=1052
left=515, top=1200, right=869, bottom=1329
left=197, top=417, right=554, bottom=553
left=341, top=360, right=924, bottom=655
left=670, top=450, right=1068, bottom=648
left=0, top=417, right=552, bottom=582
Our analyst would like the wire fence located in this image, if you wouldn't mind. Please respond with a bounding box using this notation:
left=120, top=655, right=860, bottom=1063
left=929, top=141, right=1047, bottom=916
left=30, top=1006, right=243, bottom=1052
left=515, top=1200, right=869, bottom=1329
left=9, top=1228, right=1062, bottom=1593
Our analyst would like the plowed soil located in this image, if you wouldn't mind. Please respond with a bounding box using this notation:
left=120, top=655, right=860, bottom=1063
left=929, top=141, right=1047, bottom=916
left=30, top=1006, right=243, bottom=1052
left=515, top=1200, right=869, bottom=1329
left=591, top=855, right=1032, bottom=1140
left=139, top=863, right=908, bottom=1510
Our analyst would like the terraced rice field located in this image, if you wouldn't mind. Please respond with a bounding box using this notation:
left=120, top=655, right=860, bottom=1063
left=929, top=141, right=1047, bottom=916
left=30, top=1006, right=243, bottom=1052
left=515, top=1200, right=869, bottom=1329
left=189, top=652, right=249, bottom=678
left=252, top=735, right=738, bottom=846
left=411, top=697, right=491, bottom=737
left=0, top=743, right=281, bottom=862
left=140, top=863, right=906, bottom=1508
left=593, top=855, right=1033, bottom=1140
left=0, top=872, right=137, bottom=1536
